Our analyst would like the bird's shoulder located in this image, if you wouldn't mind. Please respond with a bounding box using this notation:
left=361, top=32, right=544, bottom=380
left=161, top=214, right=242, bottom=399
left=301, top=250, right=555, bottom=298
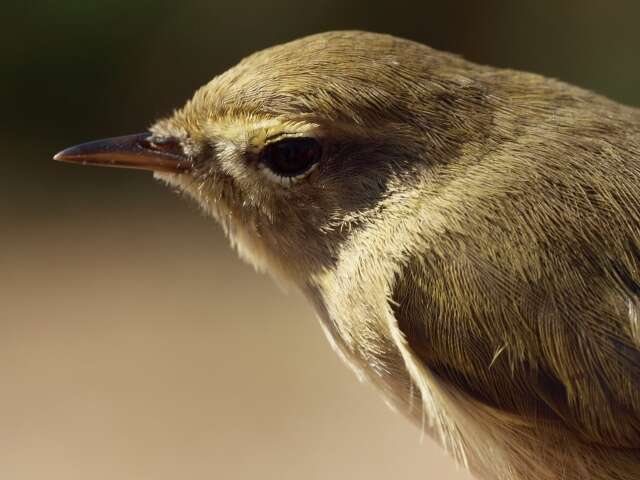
left=391, top=222, right=640, bottom=447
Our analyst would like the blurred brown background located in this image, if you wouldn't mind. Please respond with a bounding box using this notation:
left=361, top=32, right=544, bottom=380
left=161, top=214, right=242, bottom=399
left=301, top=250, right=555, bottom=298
left=2, top=2, right=639, bottom=479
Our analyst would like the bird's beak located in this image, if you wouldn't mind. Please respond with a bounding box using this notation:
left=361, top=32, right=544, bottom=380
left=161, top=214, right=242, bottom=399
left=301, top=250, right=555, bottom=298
left=53, top=133, right=191, bottom=174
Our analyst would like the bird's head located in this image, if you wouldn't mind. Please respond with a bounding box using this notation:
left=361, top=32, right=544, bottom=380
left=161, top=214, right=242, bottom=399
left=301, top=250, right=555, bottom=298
left=55, top=31, right=493, bottom=286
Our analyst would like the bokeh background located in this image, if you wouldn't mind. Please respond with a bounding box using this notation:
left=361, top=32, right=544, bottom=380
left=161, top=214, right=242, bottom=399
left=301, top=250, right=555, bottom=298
left=2, top=2, right=639, bottom=479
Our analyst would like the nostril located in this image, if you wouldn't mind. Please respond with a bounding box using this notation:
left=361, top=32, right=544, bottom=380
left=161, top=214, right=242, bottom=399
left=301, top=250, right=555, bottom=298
left=141, top=135, right=184, bottom=156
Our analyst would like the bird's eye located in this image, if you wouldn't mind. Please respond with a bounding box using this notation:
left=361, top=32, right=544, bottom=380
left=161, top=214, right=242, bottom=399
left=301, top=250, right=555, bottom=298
left=259, top=137, right=322, bottom=184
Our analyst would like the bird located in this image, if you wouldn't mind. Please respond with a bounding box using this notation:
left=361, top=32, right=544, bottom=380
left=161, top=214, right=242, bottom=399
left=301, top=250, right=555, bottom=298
left=54, top=31, right=640, bottom=480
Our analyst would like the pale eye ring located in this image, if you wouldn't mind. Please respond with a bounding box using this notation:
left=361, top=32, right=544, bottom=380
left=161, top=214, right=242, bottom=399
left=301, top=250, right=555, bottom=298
left=258, top=137, right=322, bottom=185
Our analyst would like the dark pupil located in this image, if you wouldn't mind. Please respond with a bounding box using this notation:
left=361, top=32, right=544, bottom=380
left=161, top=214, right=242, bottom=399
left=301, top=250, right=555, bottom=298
left=262, top=138, right=321, bottom=177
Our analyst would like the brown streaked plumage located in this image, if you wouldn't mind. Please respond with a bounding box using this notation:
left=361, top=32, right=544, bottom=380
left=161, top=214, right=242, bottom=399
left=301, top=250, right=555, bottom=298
left=54, top=31, right=640, bottom=479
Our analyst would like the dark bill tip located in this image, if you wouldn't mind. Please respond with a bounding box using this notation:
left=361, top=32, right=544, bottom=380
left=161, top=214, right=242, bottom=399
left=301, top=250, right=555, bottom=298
left=53, top=133, right=191, bottom=174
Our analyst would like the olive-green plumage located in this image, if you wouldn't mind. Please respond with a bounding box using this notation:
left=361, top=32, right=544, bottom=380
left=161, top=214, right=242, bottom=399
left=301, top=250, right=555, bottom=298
left=56, top=31, right=640, bottom=479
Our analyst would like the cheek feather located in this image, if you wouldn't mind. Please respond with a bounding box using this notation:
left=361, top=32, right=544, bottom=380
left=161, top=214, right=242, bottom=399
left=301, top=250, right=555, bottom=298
left=154, top=169, right=295, bottom=287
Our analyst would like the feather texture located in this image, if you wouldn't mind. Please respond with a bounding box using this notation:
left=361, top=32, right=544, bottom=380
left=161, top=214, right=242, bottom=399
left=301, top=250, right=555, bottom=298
left=148, top=31, right=640, bottom=479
